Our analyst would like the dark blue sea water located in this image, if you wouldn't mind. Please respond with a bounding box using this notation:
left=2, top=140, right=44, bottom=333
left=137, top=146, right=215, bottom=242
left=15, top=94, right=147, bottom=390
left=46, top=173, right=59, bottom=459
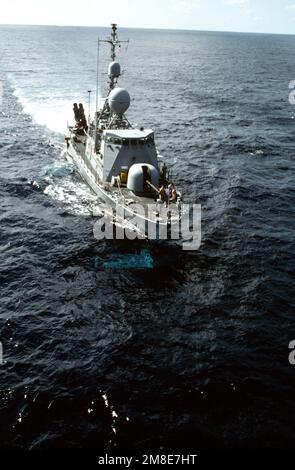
left=0, top=25, right=295, bottom=450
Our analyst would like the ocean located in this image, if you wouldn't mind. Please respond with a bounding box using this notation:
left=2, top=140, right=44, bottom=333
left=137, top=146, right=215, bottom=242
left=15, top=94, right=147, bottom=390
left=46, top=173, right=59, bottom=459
left=0, top=25, right=295, bottom=450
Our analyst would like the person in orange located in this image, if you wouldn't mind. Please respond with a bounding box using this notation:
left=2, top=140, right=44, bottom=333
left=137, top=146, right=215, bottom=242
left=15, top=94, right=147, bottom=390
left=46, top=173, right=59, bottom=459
left=168, top=183, right=177, bottom=203
left=158, top=184, right=168, bottom=207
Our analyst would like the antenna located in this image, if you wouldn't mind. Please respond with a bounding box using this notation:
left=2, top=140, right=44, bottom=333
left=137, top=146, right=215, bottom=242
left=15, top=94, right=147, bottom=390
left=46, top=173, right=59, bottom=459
left=95, top=24, right=130, bottom=133
left=87, top=90, right=92, bottom=123
left=98, top=23, right=129, bottom=93
left=107, top=23, right=129, bottom=62
left=95, top=37, right=100, bottom=132
left=110, top=23, right=118, bottom=61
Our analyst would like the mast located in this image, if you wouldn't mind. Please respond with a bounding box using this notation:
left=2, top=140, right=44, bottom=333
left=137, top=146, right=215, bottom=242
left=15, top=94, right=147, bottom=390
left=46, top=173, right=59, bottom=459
left=99, top=23, right=129, bottom=93
left=94, top=24, right=129, bottom=134
left=110, top=23, right=119, bottom=61
left=95, top=37, right=100, bottom=127
left=87, top=90, right=92, bottom=123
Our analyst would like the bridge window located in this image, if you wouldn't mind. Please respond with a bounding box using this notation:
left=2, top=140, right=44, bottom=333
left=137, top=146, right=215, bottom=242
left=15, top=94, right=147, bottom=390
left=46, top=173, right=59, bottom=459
left=105, top=136, right=122, bottom=145
left=147, top=135, right=154, bottom=145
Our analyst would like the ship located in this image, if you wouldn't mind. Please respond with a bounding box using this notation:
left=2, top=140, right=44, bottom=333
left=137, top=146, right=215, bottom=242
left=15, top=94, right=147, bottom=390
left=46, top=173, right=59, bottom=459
left=65, top=24, right=182, bottom=237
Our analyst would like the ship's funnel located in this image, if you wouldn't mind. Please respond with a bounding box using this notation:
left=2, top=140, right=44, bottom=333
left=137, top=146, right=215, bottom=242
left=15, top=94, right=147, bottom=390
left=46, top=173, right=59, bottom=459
left=108, top=87, right=130, bottom=116
left=108, top=61, right=121, bottom=78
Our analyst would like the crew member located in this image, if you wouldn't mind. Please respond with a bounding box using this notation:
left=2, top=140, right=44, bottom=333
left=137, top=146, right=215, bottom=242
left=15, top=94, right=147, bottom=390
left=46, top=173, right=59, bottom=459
left=159, top=184, right=168, bottom=207
left=169, top=183, right=177, bottom=203
left=160, top=163, right=168, bottom=185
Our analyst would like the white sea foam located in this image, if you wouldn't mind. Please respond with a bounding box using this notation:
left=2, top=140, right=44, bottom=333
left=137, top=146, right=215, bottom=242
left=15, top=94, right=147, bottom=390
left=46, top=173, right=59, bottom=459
left=44, top=179, right=102, bottom=216
left=12, top=84, right=102, bottom=134
left=43, top=156, right=102, bottom=215
left=13, top=88, right=76, bottom=133
left=10, top=81, right=106, bottom=214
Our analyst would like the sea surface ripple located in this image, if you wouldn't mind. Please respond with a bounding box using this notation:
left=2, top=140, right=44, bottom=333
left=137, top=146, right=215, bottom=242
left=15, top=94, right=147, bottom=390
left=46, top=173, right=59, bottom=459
left=0, top=26, right=295, bottom=449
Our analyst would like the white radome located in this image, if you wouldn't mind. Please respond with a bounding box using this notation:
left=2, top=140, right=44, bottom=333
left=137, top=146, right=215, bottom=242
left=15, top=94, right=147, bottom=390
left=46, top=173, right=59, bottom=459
left=108, top=87, right=131, bottom=116
left=108, top=61, right=121, bottom=78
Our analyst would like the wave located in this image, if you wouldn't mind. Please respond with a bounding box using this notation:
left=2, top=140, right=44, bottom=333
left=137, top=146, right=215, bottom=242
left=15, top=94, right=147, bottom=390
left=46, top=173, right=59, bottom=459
left=12, top=87, right=75, bottom=133
left=11, top=82, right=103, bottom=134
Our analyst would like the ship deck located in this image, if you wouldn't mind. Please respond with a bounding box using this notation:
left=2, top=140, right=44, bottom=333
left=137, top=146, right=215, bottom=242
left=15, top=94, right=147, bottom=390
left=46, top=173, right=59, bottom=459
left=68, top=140, right=181, bottom=227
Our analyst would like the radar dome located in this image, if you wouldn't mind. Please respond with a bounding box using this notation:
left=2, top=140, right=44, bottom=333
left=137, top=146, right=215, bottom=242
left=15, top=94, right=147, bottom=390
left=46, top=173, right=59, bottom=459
left=108, top=62, right=121, bottom=78
left=108, top=88, right=130, bottom=116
